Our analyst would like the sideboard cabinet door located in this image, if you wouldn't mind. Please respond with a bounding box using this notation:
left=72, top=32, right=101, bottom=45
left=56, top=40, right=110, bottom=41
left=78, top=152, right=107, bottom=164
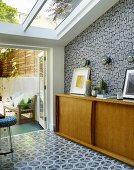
left=95, top=102, right=134, bottom=161
left=56, top=96, right=93, bottom=144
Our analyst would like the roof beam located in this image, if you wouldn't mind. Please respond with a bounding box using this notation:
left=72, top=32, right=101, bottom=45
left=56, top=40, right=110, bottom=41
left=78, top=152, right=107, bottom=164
left=23, top=0, right=47, bottom=32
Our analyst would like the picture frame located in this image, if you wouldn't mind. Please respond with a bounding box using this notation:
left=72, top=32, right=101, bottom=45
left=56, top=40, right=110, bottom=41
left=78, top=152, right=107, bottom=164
left=123, top=68, right=134, bottom=99
left=70, top=68, right=90, bottom=95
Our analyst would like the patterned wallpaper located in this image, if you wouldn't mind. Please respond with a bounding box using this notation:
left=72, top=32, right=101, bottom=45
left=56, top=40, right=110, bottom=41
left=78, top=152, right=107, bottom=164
left=64, top=0, right=134, bottom=95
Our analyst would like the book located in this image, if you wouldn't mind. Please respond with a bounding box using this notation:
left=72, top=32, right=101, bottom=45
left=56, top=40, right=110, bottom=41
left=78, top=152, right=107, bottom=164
left=96, top=94, right=117, bottom=99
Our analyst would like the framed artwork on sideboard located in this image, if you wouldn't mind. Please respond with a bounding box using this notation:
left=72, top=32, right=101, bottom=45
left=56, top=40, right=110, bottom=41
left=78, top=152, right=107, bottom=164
left=70, top=68, right=90, bottom=95
left=123, top=68, right=134, bottom=99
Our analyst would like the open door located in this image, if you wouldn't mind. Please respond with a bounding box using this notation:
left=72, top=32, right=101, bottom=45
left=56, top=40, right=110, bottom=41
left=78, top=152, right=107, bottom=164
left=38, top=51, right=47, bottom=129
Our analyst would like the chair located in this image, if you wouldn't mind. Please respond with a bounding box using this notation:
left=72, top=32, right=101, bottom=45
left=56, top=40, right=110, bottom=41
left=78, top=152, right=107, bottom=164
left=4, top=95, right=36, bottom=124
left=17, top=95, right=36, bottom=124
left=0, top=116, right=17, bottom=157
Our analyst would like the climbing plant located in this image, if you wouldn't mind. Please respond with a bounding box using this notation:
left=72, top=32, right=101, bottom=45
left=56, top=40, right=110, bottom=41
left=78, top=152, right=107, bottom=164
left=0, top=48, right=19, bottom=77
left=10, top=57, right=19, bottom=77
left=0, top=48, right=13, bottom=59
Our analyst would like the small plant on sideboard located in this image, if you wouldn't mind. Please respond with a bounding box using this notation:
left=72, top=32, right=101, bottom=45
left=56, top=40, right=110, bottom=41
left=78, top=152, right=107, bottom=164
left=99, top=79, right=107, bottom=94
left=91, top=85, right=98, bottom=97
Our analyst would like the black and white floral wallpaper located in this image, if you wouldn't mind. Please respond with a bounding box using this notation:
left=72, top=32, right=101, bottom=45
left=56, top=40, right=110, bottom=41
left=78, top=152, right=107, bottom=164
left=64, top=0, right=134, bottom=95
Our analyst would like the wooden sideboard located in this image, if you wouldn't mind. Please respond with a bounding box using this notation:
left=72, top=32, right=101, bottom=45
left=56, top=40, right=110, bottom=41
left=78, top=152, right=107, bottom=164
left=56, top=94, right=134, bottom=166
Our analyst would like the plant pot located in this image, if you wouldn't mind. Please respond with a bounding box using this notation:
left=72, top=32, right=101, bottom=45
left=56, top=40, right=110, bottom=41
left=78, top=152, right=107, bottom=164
left=101, top=90, right=106, bottom=95
left=91, top=90, right=98, bottom=97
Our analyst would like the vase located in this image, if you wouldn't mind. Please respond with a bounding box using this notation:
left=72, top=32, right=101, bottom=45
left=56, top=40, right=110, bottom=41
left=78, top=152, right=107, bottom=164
left=102, top=90, right=106, bottom=95
left=85, top=81, right=91, bottom=96
left=91, top=90, right=97, bottom=97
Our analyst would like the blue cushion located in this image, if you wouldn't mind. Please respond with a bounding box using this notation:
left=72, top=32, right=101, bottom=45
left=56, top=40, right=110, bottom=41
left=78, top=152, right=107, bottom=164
left=0, top=116, right=17, bottom=127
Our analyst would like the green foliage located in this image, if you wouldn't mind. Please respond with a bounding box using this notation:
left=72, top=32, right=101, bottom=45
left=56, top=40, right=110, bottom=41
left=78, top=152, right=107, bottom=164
left=19, top=99, right=31, bottom=109
left=0, top=48, right=14, bottom=59
left=19, top=99, right=26, bottom=109
left=10, top=57, right=19, bottom=77
left=19, top=99, right=25, bottom=105
left=0, top=0, right=18, bottom=23
left=48, top=0, right=72, bottom=21
left=99, top=79, right=107, bottom=90
left=93, top=85, right=98, bottom=90
left=27, top=98, right=32, bottom=104
left=0, top=48, right=19, bottom=77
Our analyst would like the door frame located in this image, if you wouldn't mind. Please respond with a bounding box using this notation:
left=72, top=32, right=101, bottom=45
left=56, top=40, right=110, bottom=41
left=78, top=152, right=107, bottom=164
left=38, top=51, right=47, bottom=129
left=0, top=44, right=64, bottom=131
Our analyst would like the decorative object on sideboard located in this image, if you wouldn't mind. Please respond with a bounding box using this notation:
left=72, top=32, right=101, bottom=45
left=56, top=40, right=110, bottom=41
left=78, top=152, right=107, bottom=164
left=99, top=79, right=107, bottom=94
left=70, top=68, right=90, bottom=95
left=91, top=85, right=98, bottom=97
left=81, top=58, right=90, bottom=67
left=117, top=91, right=123, bottom=100
left=85, top=79, right=91, bottom=96
left=123, top=68, right=134, bottom=99
left=102, top=55, right=111, bottom=65
left=127, top=52, right=134, bottom=63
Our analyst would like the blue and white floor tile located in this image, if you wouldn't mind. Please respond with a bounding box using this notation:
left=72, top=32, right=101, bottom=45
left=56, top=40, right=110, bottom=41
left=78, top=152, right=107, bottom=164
left=0, top=130, right=134, bottom=170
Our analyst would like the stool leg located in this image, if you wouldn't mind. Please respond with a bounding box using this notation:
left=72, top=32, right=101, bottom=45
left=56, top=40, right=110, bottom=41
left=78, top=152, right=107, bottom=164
left=8, top=126, right=13, bottom=160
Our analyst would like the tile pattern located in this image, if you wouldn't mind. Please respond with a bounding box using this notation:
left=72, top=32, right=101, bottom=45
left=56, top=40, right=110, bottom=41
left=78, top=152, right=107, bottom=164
left=0, top=130, right=134, bottom=170
left=64, top=0, right=134, bottom=95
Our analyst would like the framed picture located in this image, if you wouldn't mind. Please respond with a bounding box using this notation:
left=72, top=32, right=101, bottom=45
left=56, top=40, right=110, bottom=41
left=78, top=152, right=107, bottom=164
left=123, top=68, right=134, bottom=99
left=70, top=68, right=90, bottom=95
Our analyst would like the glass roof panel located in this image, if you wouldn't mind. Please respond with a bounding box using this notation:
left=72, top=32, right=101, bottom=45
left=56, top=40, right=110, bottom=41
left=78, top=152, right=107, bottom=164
left=0, top=0, right=37, bottom=24
left=31, top=0, right=82, bottom=30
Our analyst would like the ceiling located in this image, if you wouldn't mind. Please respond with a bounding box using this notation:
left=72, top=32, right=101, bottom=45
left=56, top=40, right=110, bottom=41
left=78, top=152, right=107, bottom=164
left=0, top=0, right=119, bottom=48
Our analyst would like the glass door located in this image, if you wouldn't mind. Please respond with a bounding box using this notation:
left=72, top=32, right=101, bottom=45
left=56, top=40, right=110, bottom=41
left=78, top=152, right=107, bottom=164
left=38, top=51, right=47, bottom=129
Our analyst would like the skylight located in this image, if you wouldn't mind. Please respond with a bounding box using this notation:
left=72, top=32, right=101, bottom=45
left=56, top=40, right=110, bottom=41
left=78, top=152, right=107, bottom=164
left=31, top=0, right=82, bottom=29
left=0, top=0, right=82, bottom=30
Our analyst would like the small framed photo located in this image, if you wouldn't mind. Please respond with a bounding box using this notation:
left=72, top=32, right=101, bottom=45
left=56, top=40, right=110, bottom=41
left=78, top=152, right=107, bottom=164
left=123, top=68, right=134, bottom=99
left=70, top=68, right=90, bottom=95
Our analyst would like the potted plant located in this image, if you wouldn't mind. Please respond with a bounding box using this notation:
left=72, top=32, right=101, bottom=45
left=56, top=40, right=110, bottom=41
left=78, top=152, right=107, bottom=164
left=91, top=85, right=98, bottom=97
left=99, top=79, right=107, bottom=94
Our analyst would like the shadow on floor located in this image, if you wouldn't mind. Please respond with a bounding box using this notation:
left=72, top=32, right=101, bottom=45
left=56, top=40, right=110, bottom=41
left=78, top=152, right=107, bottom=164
left=1, top=121, right=43, bottom=137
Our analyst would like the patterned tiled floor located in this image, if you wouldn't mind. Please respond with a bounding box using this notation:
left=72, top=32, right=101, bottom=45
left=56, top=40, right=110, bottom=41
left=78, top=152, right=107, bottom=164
left=0, top=130, right=134, bottom=170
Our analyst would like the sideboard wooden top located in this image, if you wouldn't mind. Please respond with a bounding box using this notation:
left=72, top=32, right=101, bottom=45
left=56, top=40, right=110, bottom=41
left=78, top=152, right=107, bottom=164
left=56, top=93, right=134, bottom=106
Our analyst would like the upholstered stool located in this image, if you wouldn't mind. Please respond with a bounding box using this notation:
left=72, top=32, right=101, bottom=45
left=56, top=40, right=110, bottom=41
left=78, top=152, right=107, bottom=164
left=0, top=116, right=17, bottom=156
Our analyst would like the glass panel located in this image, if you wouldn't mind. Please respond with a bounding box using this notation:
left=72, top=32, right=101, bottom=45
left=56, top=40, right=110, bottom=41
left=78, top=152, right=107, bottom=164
left=31, top=0, right=82, bottom=29
left=38, top=52, right=47, bottom=129
left=39, top=56, right=44, bottom=121
left=0, top=0, right=37, bottom=24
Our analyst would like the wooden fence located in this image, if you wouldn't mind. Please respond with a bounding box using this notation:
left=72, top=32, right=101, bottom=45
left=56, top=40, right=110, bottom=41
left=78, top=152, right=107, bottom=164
left=0, top=49, right=43, bottom=77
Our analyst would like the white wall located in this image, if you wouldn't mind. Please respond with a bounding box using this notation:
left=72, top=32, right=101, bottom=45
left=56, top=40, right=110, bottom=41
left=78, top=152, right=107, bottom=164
left=0, top=77, right=39, bottom=119
left=47, top=47, right=64, bottom=130
left=0, top=77, right=39, bottom=100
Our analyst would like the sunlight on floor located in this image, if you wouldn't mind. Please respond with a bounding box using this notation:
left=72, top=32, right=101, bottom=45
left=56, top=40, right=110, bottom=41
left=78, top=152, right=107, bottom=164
left=1, top=121, right=43, bottom=137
